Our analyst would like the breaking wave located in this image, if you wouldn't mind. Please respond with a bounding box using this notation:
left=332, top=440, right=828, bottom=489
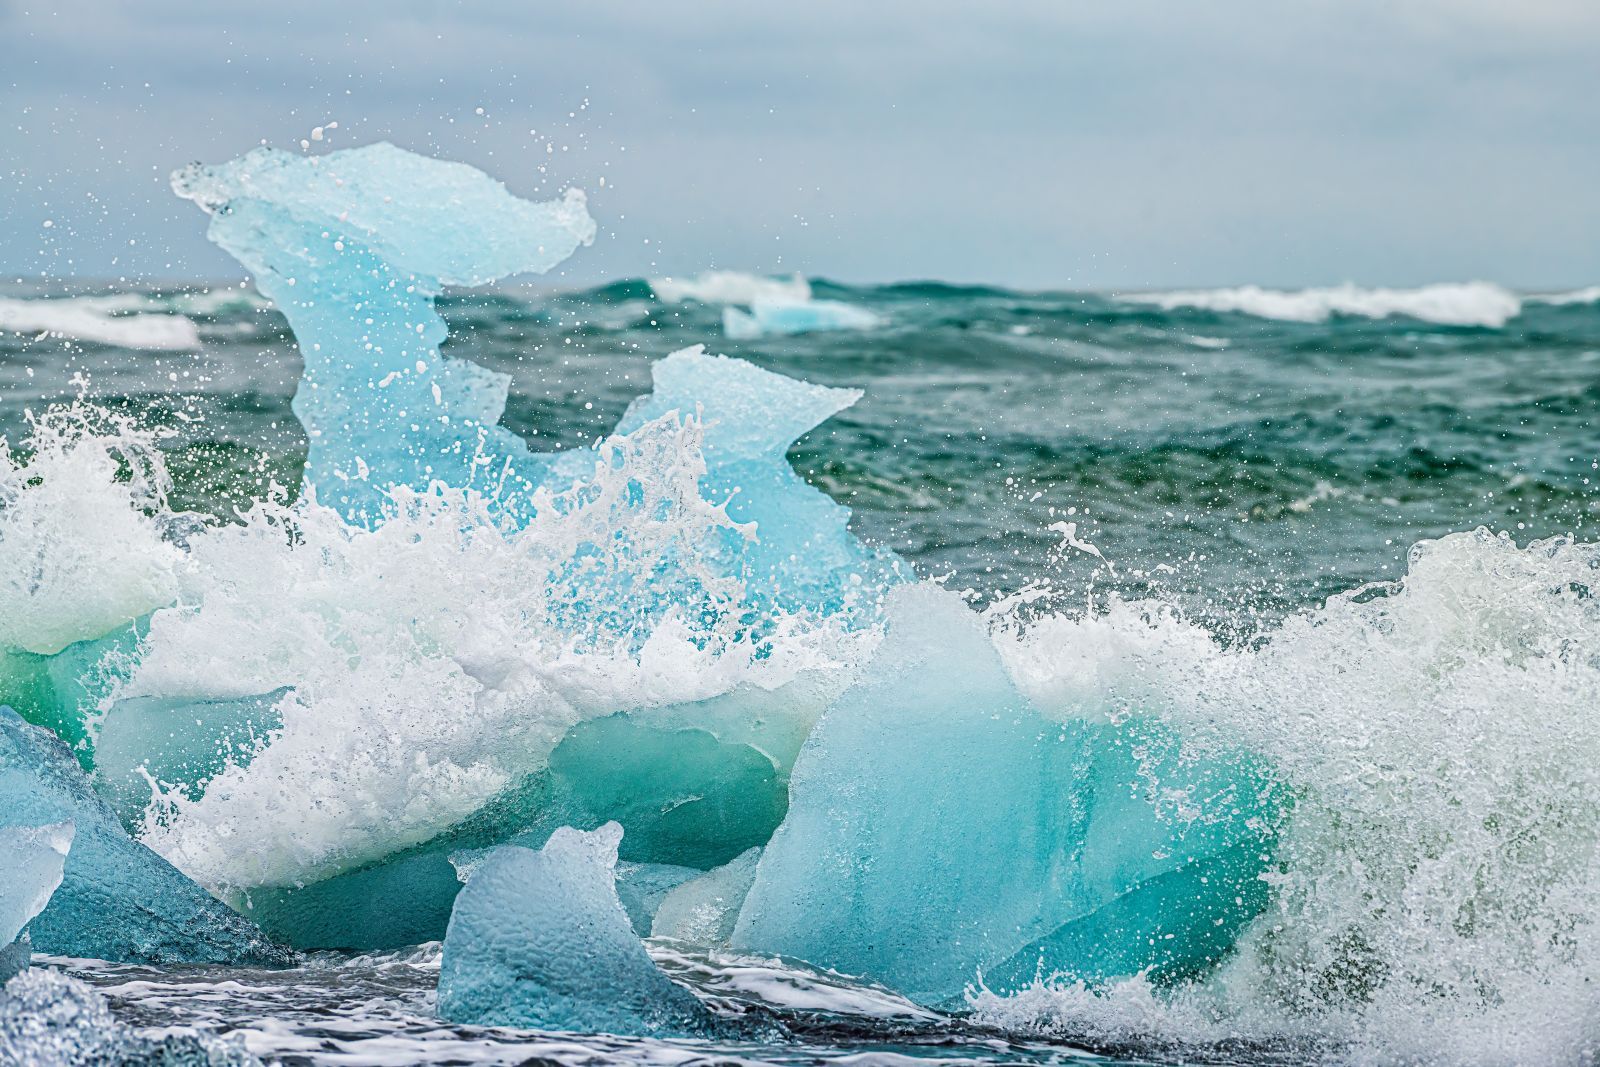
left=1120, top=281, right=1525, bottom=327
left=0, top=295, right=201, bottom=350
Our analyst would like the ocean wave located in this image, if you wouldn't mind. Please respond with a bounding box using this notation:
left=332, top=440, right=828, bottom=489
left=0, top=295, right=202, bottom=350
left=650, top=271, right=811, bottom=305
left=1527, top=285, right=1600, bottom=307
left=1120, top=281, right=1523, bottom=327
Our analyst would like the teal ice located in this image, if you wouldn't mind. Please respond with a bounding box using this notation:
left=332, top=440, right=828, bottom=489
left=732, top=585, right=1278, bottom=1006
left=438, top=824, right=715, bottom=1036
left=0, top=707, right=291, bottom=966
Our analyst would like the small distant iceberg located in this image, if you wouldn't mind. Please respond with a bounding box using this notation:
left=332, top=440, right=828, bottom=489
left=0, top=295, right=201, bottom=350
left=723, top=299, right=884, bottom=339
left=649, top=270, right=884, bottom=338
left=1121, top=281, right=1523, bottom=328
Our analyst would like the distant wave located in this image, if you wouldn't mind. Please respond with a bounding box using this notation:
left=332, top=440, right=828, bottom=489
left=0, top=295, right=202, bottom=350
left=1528, top=286, right=1600, bottom=307
left=651, top=271, right=812, bottom=305
left=1119, top=282, right=1524, bottom=328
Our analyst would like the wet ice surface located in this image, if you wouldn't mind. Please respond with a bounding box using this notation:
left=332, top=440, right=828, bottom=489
left=40, top=948, right=1324, bottom=1066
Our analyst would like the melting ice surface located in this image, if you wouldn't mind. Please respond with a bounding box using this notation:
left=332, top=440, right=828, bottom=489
left=6, top=141, right=1600, bottom=1066
left=439, top=824, right=717, bottom=1036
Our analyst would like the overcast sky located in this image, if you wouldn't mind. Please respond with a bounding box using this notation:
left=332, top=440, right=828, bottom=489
left=2, top=0, right=1597, bottom=289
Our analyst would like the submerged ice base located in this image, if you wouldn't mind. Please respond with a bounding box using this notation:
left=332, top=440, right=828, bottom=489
left=438, top=824, right=716, bottom=1036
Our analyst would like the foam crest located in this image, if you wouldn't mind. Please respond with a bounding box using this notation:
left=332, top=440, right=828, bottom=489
left=650, top=271, right=811, bottom=305
left=0, top=295, right=201, bottom=350
left=118, top=410, right=868, bottom=893
left=1122, top=282, right=1522, bottom=327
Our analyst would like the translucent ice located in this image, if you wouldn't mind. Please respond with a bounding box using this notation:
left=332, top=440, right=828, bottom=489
left=723, top=299, right=884, bottom=339
left=732, top=585, right=1277, bottom=1006
left=438, top=823, right=715, bottom=1035
left=173, top=142, right=596, bottom=523
left=615, top=346, right=902, bottom=616
left=0, top=707, right=290, bottom=965
left=651, top=847, right=761, bottom=945
left=0, top=823, right=71, bottom=981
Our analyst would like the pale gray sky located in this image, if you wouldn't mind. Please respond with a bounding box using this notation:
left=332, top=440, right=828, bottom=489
left=2, top=0, right=1597, bottom=288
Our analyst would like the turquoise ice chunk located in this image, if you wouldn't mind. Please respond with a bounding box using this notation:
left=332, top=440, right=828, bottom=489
left=615, top=346, right=903, bottom=616
left=615, top=862, right=703, bottom=937
left=0, top=707, right=291, bottom=966
left=172, top=143, right=595, bottom=523
left=732, top=585, right=1278, bottom=1006
left=438, top=823, right=715, bottom=1035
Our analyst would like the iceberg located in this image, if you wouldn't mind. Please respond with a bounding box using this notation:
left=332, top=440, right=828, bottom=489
left=0, top=707, right=290, bottom=965
left=732, top=585, right=1277, bottom=1006
left=173, top=142, right=597, bottom=524
left=0, top=823, right=71, bottom=982
left=437, top=823, right=716, bottom=1035
left=652, top=271, right=812, bottom=306
left=723, top=299, right=884, bottom=340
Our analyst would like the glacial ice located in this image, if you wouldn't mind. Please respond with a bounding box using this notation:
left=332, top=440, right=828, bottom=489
left=615, top=346, right=902, bottom=616
left=723, top=299, right=884, bottom=339
left=438, top=824, right=715, bottom=1035
left=173, top=142, right=596, bottom=524
left=732, top=585, right=1277, bottom=1006
left=0, top=707, right=290, bottom=965
left=0, top=823, right=71, bottom=981
left=651, top=847, right=761, bottom=945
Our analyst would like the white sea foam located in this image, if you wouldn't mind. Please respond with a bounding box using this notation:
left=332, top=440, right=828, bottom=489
left=0, top=295, right=202, bottom=350
left=981, top=529, right=1600, bottom=1064
left=650, top=271, right=811, bottom=306
left=1121, top=282, right=1523, bottom=327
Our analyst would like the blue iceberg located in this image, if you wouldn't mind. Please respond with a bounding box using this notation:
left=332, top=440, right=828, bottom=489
left=0, top=707, right=291, bottom=965
left=438, top=823, right=715, bottom=1035
left=732, top=585, right=1278, bottom=1006
left=172, top=142, right=596, bottom=525
left=0, top=823, right=71, bottom=982
left=723, top=299, right=884, bottom=339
